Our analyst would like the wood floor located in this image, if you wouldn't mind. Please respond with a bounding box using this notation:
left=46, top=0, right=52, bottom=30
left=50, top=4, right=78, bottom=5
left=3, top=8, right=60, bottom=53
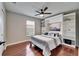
left=2, top=41, right=78, bottom=56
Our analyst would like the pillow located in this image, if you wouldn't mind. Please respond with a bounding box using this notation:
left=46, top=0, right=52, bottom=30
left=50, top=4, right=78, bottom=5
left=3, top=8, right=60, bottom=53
left=54, top=33, right=56, bottom=37
left=48, top=33, right=55, bottom=37
left=47, top=31, right=61, bottom=38
left=51, top=33, right=60, bottom=38
left=57, top=33, right=59, bottom=37
left=44, top=32, right=48, bottom=35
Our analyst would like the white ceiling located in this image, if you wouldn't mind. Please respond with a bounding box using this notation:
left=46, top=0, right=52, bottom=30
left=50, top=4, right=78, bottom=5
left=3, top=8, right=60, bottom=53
left=4, top=2, right=79, bottom=19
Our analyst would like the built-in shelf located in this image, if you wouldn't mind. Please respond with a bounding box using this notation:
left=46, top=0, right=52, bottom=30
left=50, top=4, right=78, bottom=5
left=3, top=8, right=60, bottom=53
left=63, top=12, right=76, bottom=48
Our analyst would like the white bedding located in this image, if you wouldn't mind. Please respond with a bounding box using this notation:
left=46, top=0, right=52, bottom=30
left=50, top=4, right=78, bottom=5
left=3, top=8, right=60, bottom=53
left=31, top=35, right=61, bottom=56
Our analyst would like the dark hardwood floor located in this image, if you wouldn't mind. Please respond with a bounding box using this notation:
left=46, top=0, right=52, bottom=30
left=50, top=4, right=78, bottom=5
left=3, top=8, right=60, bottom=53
left=2, top=41, right=78, bottom=56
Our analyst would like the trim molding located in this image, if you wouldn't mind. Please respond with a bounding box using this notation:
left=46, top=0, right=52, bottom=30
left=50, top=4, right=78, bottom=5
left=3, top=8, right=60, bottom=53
left=6, top=40, right=30, bottom=47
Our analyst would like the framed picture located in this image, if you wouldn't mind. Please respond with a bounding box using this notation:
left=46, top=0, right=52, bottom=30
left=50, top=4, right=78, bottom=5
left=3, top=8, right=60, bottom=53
left=48, top=22, right=61, bottom=31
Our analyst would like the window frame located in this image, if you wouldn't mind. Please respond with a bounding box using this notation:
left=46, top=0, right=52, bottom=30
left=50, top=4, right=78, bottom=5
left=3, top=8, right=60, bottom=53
left=26, top=20, right=35, bottom=36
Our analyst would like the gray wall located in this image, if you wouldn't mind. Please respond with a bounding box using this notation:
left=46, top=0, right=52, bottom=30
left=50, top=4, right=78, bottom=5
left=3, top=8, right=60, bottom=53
left=6, top=11, right=41, bottom=45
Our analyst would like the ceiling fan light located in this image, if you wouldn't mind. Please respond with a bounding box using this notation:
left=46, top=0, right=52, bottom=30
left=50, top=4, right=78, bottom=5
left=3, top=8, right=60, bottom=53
left=39, top=14, right=44, bottom=17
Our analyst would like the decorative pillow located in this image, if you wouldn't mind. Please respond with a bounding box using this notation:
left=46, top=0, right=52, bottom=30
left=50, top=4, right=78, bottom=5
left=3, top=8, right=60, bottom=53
left=54, top=33, right=56, bottom=37
left=50, top=33, right=60, bottom=38
left=57, top=33, right=59, bottom=37
left=44, top=31, right=61, bottom=38
left=44, top=32, right=48, bottom=35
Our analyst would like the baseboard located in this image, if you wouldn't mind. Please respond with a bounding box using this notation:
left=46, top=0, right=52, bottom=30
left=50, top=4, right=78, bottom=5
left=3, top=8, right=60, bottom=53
left=6, top=40, right=30, bottom=47
left=62, top=43, right=76, bottom=48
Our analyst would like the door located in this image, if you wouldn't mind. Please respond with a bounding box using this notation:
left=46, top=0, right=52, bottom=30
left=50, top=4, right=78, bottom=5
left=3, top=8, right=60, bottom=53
left=0, top=8, right=4, bottom=56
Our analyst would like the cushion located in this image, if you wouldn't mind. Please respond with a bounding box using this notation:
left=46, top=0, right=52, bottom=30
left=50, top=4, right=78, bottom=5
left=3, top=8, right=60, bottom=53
left=44, top=32, right=48, bottom=35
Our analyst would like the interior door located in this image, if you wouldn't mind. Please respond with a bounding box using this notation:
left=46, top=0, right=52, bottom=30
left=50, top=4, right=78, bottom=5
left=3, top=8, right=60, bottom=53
left=0, top=8, right=4, bottom=56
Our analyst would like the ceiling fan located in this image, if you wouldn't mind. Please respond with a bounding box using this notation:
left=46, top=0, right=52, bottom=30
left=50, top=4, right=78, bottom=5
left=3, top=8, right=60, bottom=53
left=35, top=6, right=52, bottom=16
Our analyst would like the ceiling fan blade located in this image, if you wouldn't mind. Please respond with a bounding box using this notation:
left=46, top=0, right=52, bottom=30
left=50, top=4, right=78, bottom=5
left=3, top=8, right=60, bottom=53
left=36, top=11, right=41, bottom=13
left=35, top=14, right=41, bottom=16
left=44, top=7, right=48, bottom=11
left=44, top=13, right=52, bottom=14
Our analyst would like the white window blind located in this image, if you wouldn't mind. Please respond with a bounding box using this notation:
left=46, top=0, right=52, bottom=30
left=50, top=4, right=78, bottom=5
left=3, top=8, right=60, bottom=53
left=26, top=20, right=35, bottom=36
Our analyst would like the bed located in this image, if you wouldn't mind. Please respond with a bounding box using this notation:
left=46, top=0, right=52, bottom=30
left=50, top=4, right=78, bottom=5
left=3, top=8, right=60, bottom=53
left=30, top=32, right=62, bottom=56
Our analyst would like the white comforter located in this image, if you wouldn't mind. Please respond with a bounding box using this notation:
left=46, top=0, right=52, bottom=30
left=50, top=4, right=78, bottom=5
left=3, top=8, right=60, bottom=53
left=31, top=35, right=61, bottom=56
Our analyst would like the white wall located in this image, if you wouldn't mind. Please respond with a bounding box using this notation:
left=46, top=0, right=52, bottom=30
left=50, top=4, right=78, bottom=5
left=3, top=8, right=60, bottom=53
left=45, top=14, right=63, bottom=34
left=6, top=11, right=41, bottom=45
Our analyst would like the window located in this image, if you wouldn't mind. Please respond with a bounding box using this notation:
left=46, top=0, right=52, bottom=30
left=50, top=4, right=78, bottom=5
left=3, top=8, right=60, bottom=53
left=26, top=20, right=35, bottom=36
